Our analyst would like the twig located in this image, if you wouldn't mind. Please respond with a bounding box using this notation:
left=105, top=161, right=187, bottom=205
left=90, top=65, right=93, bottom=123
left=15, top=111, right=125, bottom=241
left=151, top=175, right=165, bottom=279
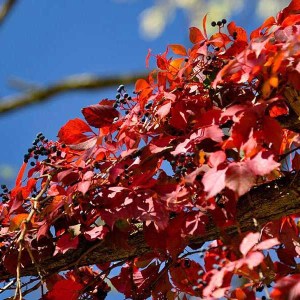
left=0, top=73, right=147, bottom=115
left=13, top=174, right=52, bottom=299
left=0, top=279, right=15, bottom=293
left=0, top=0, right=17, bottom=26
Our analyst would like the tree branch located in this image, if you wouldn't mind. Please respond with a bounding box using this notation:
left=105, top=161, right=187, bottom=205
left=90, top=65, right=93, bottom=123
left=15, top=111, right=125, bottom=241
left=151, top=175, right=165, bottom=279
left=0, top=0, right=16, bottom=26
left=0, top=173, right=299, bottom=280
left=0, top=73, right=147, bottom=115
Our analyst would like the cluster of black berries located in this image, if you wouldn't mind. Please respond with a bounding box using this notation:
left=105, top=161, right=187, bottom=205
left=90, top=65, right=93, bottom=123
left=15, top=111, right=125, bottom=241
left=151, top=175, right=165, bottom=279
left=171, top=152, right=196, bottom=181
left=24, top=133, right=49, bottom=165
left=0, top=184, right=9, bottom=203
left=211, top=19, right=227, bottom=27
left=113, top=85, right=132, bottom=114
left=23, top=132, right=66, bottom=166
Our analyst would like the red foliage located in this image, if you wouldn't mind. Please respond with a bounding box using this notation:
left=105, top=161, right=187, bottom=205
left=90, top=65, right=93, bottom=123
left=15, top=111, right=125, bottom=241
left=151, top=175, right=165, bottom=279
left=1, top=1, right=300, bottom=299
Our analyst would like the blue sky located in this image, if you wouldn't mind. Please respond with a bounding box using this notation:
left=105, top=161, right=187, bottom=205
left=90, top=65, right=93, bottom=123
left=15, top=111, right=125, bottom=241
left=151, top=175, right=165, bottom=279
left=0, top=0, right=281, bottom=298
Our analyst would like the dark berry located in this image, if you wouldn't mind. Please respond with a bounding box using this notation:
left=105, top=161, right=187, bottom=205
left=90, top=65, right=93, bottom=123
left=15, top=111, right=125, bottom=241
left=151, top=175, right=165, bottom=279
left=30, top=162, right=35, bottom=166
left=120, top=99, right=127, bottom=104
left=34, top=155, right=39, bottom=160
left=113, top=103, right=118, bottom=108
left=145, top=102, right=152, bottom=109
left=211, top=21, right=217, bottom=27
left=206, top=56, right=211, bottom=60
left=217, top=21, right=222, bottom=26
left=222, top=18, right=227, bottom=24
left=61, top=144, right=66, bottom=148
left=56, top=151, right=61, bottom=157
left=125, top=110, right=129, bottom=115
left=51, top=146, right=57, bottom=152
left=1, top=185, right=6, bottom=190
left=184, top=58, right=189, bottom=62
left=116, top=93, right=121, bottom=99
left=117, top=85, right=125, bottom=93
left=44, top=158, right=51, bottom=163
left=123, top=93, right=128, bottom=98
left=215, top=47, right=220, bottom=51
left=36, top=132, right=43, bottom=138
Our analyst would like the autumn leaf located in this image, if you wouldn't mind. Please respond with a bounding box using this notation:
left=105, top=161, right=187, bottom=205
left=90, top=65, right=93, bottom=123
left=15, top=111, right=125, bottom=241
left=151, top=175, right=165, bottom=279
left=43, top=279, right=83, bottom=300
left=54, top=233, right=79, bottom=255
left=169, top=44, right=187, bottom=56
left=82, top=100, right=119, bottom=128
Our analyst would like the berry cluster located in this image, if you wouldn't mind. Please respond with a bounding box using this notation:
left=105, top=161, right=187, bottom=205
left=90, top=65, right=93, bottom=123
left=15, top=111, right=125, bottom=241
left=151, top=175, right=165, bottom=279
left=211, top=19, right=227, bottom=27
left=0, top=184, right=9, bottom=203
left=171, top=152, right=196, bottom=181
left=113, top=85, right=133, bottom=115
left=23, top=133, right=66, bottom=166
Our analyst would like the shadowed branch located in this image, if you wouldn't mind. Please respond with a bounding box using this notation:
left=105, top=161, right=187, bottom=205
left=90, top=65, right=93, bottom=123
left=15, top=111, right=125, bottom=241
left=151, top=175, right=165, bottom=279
left=0, top=73, right=147, bottom=114
left=0, top=173, right=299, bottom=280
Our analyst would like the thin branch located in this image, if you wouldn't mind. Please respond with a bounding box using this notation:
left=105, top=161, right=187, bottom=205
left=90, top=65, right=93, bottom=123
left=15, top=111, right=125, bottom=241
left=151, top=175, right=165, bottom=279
left=0, top=0, right=16, bottom=26
left=0, top=279, right=16, bottom=293
left=0, top=73, right=147, bottom=115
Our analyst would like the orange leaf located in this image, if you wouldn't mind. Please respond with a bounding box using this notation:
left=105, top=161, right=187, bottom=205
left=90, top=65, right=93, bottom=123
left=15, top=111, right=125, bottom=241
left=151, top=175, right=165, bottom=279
left=272, top=52, right=284, bottom=73
left=15, top=162, right=27, bottom=187
left=135, top=79, right=150, bottom=93
left=199, top=150, right=206, bottom=165
left=262, top=81, right=271, bottom=98
left=9, top=213, right=29, bottom=231
left=189, top=27, right=205, bottom=44
left=269, top=75, right=279, bottom=88
left=169, top=58, right=184, bottom=74
left=227, top=21, right=247, bottom=42
left=169, top=44, right=187, bottom=56
left=202, top=13, right=208, bottom=38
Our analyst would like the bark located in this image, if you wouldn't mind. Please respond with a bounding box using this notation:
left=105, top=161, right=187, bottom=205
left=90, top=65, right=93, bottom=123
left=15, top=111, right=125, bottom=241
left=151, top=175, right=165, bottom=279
left=0, top=173, right=299, bottom=280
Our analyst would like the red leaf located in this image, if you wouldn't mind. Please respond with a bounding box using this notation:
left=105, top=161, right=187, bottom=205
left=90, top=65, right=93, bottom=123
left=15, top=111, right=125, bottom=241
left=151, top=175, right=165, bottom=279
left=43, top=279, right=83, bottom=300
left=208, top=150, right=226, bottom=168
left=58, top=118, right=93, bottom=145
left=169, top=259, right=203, bottom=295
left=54, top=233, right=79, bottom=255
left=82, top=100, right=119, bottom=128
left=225, top=162, right=255, bottom=196
left=84, top=226, right=108, bottom=241
left=189, top=27, right=205, bottom=44
left=239, top=232, right=260, bottom=256
left=292, top=152, right=300, bottom=170
left=271, top=274, right=300, bottom=300
left=202, top=166, right=227, bottom=198
left=169, top=44, right=187, bottom=56
left=268, top=101, right=289, bottom=117
left=246, top=151, right=280, bottom=176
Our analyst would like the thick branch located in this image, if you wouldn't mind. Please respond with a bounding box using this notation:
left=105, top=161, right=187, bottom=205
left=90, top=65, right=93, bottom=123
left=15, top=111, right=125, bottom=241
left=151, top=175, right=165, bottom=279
left=0, top=73, right=147, bottom=114
left=0, top=0, right=16, bottom=26
left=0, top=173, right=299, bottom=280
